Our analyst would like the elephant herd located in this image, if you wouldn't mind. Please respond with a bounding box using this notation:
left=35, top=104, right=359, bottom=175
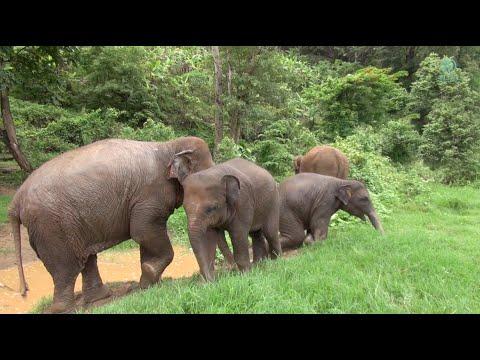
left=8, top=136, right=383, bottom=313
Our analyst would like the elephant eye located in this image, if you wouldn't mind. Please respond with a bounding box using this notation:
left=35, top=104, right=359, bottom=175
left=205, top=205, right=218, bottom=214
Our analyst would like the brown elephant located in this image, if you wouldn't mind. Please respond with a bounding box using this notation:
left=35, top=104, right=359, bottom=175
left=9, top=136, right=220, bottom=313
left=294, top=145, right=349, bottom=179
left=170, top=157, right=282, bottom=282
left=279, top=173, right=384, bottom=250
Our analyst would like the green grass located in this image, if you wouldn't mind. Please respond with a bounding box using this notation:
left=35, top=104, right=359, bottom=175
left=0, top=195, right=13, bottom=223
left=30, top=296, right=53, bottom=314
left=90, top=183, right=480, bottom=314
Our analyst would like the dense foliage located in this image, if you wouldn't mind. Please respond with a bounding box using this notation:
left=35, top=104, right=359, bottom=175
left=2, top=46, right=479, bottom=219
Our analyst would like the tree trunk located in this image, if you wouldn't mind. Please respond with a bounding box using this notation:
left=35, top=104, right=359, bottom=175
left=0, top=88, right=33, bottom=173
left=211, top=46, right=223, bottom=155
left=405, top=46, right=417, bottom=87
left=327, top=46, right=336, bottom=62
left=231, top=117, right=240, bottom=143
left=226, top=59, right=241, bottom=143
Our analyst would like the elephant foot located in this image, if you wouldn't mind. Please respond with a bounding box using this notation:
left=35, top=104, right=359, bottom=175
left=304, top=234, right=314, bottom=246
left=47, top=301, right=75, bottom=314
left=83, top=284, right=112, bottom=304
left=139, top=262, right=160, bottom=289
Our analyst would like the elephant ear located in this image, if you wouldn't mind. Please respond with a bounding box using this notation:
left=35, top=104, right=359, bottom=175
left=167, top=150, right=194, bottom=183
left=222, top=175, right=240, bottom=208
left=293, top=156, right=302, bottom=174
left=335, top=184, right=352, bottom=206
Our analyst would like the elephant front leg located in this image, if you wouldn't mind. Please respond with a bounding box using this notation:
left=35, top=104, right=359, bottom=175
left=131, top=214, right=174, bottom=289
left=313, top=227, right=328, bottom=242
left=229, top=227, right=251, bottom=272
left=303, top=233, right=314, bottom=246
left=310, top=217, right=330, bottom=243
left=81, top=254, right=112, bottom=304
left=138, top=229, right=174, bottom=289
left=189, top=228, right=218, bottom=282
left=301, top=226, right=327, bottom=247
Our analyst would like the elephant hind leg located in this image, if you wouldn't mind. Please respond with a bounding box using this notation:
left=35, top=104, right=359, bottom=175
left=251, top=230, right=268, bottom=263
left=263, top=223, right=282, bottom=260
left=214, top=229, right=235, bottom=267
left=38, top=238, right=81, bottom=314
left=262, top=200, right=282, bottom=260
left=81, top=254, right=112, bottom=304
left=49, top=270, right=79, bottom=314
left=28, top=222, right=82, bottom=314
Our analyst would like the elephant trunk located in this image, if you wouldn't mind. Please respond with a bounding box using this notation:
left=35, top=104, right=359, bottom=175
left=188, top=222, right=216, bottom=282
left=367, top=210, right=384, bottom=235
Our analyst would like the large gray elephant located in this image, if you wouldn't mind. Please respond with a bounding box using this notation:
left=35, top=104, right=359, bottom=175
left=9, top=136, right=217, bottom=313
left=279, top=173, right=384, bottom=250
left=170, top=157, right=282, bottom=282
left=294, top=145, right=349, bottom=179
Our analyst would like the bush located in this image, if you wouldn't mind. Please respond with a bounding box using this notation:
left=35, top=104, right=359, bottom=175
left=72, top=47, right=161, bottom=127
left=419, top=99, right=480, bottom=184
left=410, top=53, right=480, bottom=184
left=18, top=108, right=120, bottom=168
left=253, top=119, right=318, bottom=179
left=252, top=140, right=292, bottom=180
left=409, top=54, right=472, bottom=128
left=10, top=97, right=72, bottom=128
left=215, top=137, right=256, bottom=163
left=379, top=115, right=422, bottom=164
left=303, top=66, right=409, bottom=139
left=118, top=118, right=176, bottom=142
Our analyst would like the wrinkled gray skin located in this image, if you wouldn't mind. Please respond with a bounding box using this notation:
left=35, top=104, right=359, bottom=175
left=171, top=157, right=282, bottom=282
left=279, top=173, right=384, bottom=250
left=9, top=136, right=217, bottom=313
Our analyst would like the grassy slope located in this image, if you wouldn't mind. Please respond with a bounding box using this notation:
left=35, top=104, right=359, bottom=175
left=91, top=183, right=480, bottom=314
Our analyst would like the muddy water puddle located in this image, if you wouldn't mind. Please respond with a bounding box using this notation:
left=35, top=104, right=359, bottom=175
left=0, top=245, right=199, bottom=314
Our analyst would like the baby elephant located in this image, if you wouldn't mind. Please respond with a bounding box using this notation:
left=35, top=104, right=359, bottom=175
left=170, top=157, right=282, bottom=281
left=279, top=173, right=384, bottom=250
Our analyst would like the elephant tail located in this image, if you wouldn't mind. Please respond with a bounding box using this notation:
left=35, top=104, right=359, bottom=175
left=9, top=210, right=28, bottom=296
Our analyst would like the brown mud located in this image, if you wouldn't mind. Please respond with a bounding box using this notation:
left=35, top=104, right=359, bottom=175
left=0, top=229, right=200, bottom=314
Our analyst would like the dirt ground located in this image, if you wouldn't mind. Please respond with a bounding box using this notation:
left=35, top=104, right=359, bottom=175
left=0, top=186, right=16, bottom=196
left=0, top=225, right=39, bottom=269
left=0, top=220, right=201, bottom=314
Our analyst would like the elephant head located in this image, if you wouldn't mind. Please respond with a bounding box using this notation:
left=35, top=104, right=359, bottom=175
left=293, top=156, right=302, bottom=174
left=335, top=180, right=384, bottom=234
left=181, top=171, right=241, bottom=281
left=182, top=173, right=240, bottom=234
